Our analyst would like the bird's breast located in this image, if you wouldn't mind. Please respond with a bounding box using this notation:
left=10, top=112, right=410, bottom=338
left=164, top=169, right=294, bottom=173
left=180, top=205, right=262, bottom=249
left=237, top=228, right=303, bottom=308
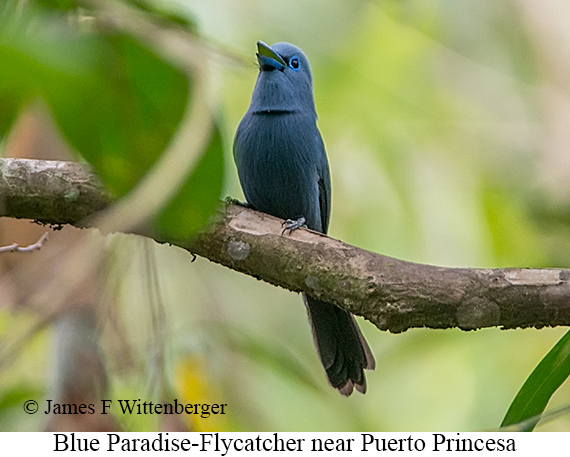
left=234, top=112, right=321, bottom=228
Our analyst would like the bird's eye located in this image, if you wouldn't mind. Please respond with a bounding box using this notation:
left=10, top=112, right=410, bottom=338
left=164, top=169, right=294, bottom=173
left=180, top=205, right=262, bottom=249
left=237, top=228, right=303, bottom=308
left=289, top=57, right=300, bottom=70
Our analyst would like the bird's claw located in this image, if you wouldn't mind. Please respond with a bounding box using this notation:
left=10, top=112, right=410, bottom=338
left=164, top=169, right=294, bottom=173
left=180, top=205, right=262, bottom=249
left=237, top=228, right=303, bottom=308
left=281, top=217, right=306, bottom=235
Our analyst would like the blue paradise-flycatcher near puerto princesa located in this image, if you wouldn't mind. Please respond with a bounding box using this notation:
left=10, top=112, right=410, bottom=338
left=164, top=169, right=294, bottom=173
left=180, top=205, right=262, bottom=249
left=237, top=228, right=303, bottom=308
left=233, top=41, right=375, bottom=395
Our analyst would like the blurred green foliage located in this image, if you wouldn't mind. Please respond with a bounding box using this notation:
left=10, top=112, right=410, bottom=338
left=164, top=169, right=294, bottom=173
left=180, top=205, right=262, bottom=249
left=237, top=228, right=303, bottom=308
left=1, top=0, right=570, bottom=432
left=157, top=125, right=225, bottom=240
left=0, top=0, right=224, bottom=237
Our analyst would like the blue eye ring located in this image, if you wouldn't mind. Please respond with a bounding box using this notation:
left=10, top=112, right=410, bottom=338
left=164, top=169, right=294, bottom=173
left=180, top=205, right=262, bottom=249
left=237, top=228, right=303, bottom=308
left=289, top=56, right=300, bottom=71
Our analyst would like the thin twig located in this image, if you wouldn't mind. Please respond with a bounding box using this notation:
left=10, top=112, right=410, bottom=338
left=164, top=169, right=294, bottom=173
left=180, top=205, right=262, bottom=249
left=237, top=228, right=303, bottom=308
left=0, top=232, right=49, bottom=253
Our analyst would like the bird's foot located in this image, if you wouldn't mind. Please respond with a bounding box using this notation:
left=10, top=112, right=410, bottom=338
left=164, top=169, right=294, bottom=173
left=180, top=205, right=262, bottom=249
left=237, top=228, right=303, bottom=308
left=281, top=216, right=306, bottom=235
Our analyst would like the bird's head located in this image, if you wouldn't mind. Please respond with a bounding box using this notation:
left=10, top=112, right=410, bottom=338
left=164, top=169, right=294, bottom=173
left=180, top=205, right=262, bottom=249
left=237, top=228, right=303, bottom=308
left=249, top=41, right=316, bottom=115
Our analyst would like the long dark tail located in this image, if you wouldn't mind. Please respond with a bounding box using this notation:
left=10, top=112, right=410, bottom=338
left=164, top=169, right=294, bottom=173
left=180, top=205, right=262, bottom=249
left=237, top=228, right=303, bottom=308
left=304, top=294, right=375, bottom=396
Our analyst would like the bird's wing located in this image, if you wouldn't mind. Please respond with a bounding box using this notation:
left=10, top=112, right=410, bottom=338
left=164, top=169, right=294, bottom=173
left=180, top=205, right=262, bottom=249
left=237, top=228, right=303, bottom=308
left=316, top=133, right=331, bottom=234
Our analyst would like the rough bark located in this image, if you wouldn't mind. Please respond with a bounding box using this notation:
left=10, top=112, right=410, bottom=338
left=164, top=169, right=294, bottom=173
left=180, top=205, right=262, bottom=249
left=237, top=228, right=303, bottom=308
left=0, top=158, right=110, bottom=225
left=189, top=205, right=570, bottom=333
left=1, top=157, right=569, bottom=333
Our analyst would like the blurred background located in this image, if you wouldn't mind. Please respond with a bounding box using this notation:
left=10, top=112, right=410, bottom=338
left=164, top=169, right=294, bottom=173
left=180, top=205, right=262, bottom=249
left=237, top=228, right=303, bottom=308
left=1, top=0, right=570, bottom=431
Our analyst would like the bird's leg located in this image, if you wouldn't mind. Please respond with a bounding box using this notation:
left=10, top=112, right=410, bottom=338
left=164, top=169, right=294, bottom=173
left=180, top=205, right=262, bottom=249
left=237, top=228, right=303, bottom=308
left=281, top=216, right=306, bottom=235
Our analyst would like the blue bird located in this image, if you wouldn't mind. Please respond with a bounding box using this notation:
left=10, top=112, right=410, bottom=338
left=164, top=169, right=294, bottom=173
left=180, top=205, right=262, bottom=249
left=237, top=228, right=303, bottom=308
left=233, top=41, right=375, bottom=395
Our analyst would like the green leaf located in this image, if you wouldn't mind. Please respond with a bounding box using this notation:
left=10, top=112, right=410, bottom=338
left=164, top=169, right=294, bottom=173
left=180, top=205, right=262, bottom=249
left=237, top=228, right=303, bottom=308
left=156, top=124, right=225, bottom=240
left=501, top=329, right=570, bottom=431
left=0, top=9, right=100, bottom=136
left=0, top=6, right=222, bottom=236
left=49, top=32, right=190, bottom=198
left=0, top=92, right=24, bottom=137
left=0, top=8, right=189, bottom=199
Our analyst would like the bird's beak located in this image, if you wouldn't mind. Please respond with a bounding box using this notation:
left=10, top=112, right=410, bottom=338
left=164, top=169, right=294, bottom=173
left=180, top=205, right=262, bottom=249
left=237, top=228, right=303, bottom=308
left=256, top=41, right=286, bottom=72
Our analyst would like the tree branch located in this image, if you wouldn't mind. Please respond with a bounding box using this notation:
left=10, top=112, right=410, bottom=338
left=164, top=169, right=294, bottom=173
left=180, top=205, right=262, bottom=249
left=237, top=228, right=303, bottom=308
left=2, top=158, right=569, bottom=333
left=0, top=158, right=110, bottom=225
